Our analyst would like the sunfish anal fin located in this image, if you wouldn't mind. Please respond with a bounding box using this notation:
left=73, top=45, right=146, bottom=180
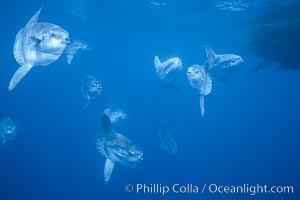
left=26, top=7, right=43, bottom=26
left=1, top=137, right=6, bottom=148
left=9, top=63, right=33, bottom=91
left=200, top=95, right=205, bottom=117
left=104, top=158, right=115, bottom=184
left=67, top=54, right=73, bottom=65
left=83, top=100, right=91, bottom=111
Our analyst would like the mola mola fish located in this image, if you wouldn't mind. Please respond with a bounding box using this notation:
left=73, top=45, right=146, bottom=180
left=9, top=7, right=70, bottom=91
left=96, top=114, right=143, bottom=183
left=203, top=46, right=243, bottom=82
left=65, top=40, right=88, bottom=65
left=154, top=55, right=182, bottom=91
left=158, top=126, right=180, bottom=155
left=104, top=107, right=128, bottom=124
left=82, top=74, right=102, bottom=110
left=0, top=113, right=17, bottom=148
left=187, top=65, right=212, bottom=117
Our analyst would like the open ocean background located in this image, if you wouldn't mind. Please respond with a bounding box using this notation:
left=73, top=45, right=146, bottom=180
left=0, top=0, right=299, bottom=199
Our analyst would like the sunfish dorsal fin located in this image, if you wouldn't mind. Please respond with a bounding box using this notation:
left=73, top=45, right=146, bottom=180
left=154, top=56, right=161, bottom=70
left=26, top=7, right=43, bottom=26
left=102, top=113, right=113, bottom=133
left=205, top=46, right=216, bottom=59
left=104, top=159, right=115, bottom=183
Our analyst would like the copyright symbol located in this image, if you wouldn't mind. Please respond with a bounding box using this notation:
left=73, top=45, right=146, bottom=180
left=125, top=184, right=134, bottom=192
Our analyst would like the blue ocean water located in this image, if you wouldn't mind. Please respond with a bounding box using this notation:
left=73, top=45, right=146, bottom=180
left=0, top=0, right=299, bottom=200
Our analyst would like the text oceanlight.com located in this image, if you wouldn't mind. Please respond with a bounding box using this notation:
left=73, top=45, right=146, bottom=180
left=124, top=183, right=294, bottom=196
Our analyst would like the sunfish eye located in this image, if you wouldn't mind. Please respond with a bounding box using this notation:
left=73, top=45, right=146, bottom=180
left=51, top=30, right=57, bottom=37
left=195, top=70, right=199, bottom=74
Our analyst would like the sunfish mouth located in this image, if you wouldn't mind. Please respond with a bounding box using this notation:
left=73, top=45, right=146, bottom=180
left=65, top=38, right=70, bottom=43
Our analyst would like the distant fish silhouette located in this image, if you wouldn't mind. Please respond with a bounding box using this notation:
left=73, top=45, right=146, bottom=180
left=158, top=125, right=180, bottom=155
left=0, top=115, right=17, bottom=148
left=82, top=75, right=102, bottom=110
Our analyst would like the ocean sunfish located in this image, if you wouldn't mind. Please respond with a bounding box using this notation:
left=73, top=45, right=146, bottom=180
left=204, top=46, right=243, bottom=81
left=82, top=75, right=102, bottom=110
left=154, top=56, right=182, bottom=91
left=96, top=114, right=143, bottom=183
left=103, top=108, right=128, bottom=124
left=65, top=40, right=88, bottom=65
left=9, top=7, right=70, bottom=91
left=158, top=126, right=180, bottom=155
left=0, top=114, right=17, bottom=147
left=187, top=65, right=212, bottom=117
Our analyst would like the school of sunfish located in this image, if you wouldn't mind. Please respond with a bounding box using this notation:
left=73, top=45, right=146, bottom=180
left=1, top=7, right=243, bottom=185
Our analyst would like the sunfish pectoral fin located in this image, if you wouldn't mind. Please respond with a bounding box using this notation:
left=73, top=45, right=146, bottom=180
left=104, top=159, right=115, bottom=184
left=154, top=56, right=161, bottom=69
left=164, top=84, right=180, bottom=92
left=67, top=54, right=73, bottom=65
left=8, top=63, right=33, bottom=91
left=1, top=138, right=6, bottom=148
left=26, top=7, right=43, bottom=26
left=82, top=100, right=91, bottom=111
left=200, top=95, right=205, bottom=117
left=205, top=45, right=216, bottom=59
left=29, top=36, right=42, bottom=43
